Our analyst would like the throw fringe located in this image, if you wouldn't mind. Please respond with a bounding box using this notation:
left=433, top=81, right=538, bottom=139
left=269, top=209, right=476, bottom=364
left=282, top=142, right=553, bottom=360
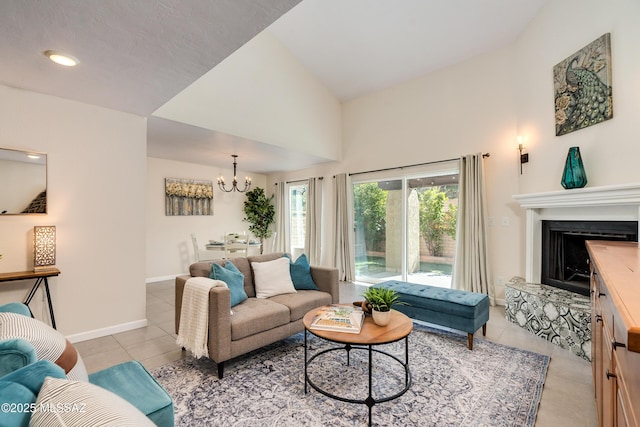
left=176, top=277, right=227, bottom=358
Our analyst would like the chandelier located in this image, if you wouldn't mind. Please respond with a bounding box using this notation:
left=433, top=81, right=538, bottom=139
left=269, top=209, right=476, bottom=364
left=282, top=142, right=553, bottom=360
left=217, top=155, right=251, bottom=193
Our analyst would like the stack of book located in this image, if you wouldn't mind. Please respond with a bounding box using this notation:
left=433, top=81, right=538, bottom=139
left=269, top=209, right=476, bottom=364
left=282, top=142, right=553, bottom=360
left=309, top=305, right=365, bottom=334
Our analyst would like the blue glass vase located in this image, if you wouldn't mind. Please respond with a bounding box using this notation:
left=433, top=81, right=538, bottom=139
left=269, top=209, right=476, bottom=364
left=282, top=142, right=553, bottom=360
left=561, top=146, right=587, bottom=189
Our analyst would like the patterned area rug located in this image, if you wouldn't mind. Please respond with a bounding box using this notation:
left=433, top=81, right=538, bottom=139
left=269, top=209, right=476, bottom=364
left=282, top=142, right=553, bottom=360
left=152, top=324, right=549, bottom=427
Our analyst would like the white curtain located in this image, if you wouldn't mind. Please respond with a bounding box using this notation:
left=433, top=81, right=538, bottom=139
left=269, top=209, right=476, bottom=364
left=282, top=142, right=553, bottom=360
left=272, top=182, right=287, bottom=253
left=305, top=177, right=323, bottom=265
left=452, top=153, right=495, bottom=305
left=334, top=173, right=355, bottom=281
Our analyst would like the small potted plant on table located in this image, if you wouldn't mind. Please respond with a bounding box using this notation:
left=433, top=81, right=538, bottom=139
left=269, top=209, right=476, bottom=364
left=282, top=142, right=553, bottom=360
left=362, top=287, right=402, bottom=326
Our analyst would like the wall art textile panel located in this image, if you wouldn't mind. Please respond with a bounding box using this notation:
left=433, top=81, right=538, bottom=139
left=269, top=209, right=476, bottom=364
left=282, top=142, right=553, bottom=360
left=165, top=178, right=213, bottom=216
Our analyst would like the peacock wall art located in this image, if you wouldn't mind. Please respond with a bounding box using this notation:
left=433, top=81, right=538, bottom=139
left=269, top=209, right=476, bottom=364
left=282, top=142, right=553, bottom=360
left=553, top=33, right=613, bottom=136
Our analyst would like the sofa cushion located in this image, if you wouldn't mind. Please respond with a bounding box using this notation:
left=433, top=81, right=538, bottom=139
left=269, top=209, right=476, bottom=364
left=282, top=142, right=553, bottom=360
left=252, top=257, right=297, bottom=298
left=30, top=376, right=155, bottom=426
left=210, top=261, right=248, bottom=307
left=285, top=253, right=319, bottom=290
left=229, top=298, right=290, bottom=341
left=189, top=262, right=214, bottom=278
left=269, top=290, right=333, bottom=322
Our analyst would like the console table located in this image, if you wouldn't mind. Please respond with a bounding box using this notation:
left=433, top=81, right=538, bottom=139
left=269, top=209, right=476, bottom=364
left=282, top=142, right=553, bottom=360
left=0, top=268, right=60, bottom=329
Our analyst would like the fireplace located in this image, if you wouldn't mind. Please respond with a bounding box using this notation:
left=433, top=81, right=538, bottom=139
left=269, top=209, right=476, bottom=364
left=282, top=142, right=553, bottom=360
left=513, top=183, right=640, bottom=298
left=541, top=220, right=637, bottom=295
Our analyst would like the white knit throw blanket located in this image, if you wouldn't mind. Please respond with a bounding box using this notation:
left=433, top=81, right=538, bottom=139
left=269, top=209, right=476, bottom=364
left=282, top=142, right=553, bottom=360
left=176, top=277, right=227, bottom=358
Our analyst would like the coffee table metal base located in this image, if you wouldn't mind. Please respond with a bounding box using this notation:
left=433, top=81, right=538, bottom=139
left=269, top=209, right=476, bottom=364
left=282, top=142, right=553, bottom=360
left=304, top=330, right=411, bottom=426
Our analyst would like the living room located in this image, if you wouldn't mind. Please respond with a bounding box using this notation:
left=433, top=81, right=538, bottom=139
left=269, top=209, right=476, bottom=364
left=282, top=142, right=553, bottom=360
left=0, top=0, right=638, bottom=425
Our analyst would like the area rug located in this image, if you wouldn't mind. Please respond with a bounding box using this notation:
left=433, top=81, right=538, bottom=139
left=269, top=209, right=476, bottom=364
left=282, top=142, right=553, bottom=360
left=152, top=324, right=549, bottom=426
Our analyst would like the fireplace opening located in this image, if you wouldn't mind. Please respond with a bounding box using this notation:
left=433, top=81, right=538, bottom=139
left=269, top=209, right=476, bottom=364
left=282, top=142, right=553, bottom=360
left=541, top=220, right=638, bottom=295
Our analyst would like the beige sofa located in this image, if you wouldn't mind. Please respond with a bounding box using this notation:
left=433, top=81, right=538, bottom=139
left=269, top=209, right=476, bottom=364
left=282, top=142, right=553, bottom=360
left=175, top=252, right=339, bottom=378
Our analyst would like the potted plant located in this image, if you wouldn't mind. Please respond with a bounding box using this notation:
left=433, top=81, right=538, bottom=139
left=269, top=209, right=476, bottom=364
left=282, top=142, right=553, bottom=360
left=242, top=187, right=275, bottom=254
left=361, top=287, right=403, bottom=326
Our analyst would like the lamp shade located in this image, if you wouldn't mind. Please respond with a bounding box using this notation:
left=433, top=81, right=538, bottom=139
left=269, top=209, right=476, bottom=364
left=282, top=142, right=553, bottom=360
left=34, top=226, right=56, bottom=271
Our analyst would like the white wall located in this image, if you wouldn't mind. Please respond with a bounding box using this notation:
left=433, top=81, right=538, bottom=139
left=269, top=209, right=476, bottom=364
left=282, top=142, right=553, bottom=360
left=0, top=85, right=147, bottom=340
left=145, top=157, right=267, bottom=281
left=153, top=30, right=342, bottom=162
left=269, top=0, right=640, bottom=303
left=514, top=0, right=640, bottom=194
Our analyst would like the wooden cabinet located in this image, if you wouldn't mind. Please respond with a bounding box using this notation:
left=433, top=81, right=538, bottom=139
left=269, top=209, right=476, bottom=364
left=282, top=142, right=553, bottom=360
left=587, top=241, right=640, bottom=427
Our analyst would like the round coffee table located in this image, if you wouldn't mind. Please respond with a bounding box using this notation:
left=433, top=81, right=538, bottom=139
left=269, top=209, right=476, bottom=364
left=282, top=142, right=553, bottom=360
left=302, top=305, right=413, bottom=426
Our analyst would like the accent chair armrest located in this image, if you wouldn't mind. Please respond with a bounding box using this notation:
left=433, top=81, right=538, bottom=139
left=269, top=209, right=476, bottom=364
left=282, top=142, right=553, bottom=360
left=0, top=302, right=32, bottom=317
left=0, top=338, right=37, bottom=377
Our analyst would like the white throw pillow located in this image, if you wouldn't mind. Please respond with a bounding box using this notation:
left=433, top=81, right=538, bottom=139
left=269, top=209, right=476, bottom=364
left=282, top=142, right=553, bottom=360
left=252, top=257, right=297, bottom=298
left=29, top=377, right=154, bottom=426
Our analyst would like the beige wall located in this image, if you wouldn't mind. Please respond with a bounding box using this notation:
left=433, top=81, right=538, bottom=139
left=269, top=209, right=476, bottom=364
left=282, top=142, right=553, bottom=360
left=0, top=85, right=147, bottom=340
left=268, top=0, right=640, bottom=303
left=153, top=30, right=342, bottom=162
left=145, top=157, right=267, bottom=281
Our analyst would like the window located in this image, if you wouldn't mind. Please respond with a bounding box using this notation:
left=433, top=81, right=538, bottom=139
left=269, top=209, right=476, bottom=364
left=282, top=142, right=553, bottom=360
left=288, top=184, right=307, bottom=259
left=353, top=172, right=459, bottom=287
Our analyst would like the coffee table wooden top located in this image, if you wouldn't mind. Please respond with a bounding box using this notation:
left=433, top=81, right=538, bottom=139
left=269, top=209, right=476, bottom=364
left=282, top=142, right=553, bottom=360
left=303, top=305, right=413, bottom=345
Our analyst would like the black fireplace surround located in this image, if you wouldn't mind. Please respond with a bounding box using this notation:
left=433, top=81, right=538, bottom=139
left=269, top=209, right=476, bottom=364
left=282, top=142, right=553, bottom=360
left=541, top=220, right=638, bottom=295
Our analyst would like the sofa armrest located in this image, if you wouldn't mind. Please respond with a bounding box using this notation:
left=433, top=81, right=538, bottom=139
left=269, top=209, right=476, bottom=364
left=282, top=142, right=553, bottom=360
left=174, top=275, right=233, bottom=363
left=310, top=266, right=339, bottom=303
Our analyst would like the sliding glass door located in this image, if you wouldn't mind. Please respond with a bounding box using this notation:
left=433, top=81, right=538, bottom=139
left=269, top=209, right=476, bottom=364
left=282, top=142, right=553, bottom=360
left=353, top=172, right=459, bottom=287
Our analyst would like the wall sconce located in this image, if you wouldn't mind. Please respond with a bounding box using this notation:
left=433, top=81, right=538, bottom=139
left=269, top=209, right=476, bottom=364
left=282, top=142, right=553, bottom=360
left=34, top=226, right=56, bottom=272
left=518, top=137, right=529, bottom=175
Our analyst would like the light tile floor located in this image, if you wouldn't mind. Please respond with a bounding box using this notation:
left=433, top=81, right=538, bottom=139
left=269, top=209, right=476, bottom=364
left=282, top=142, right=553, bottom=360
left=75, top=280, right=597, bottom=427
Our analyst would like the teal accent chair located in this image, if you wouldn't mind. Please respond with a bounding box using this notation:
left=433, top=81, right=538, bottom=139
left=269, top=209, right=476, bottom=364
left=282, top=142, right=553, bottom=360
left=0, top=303, right=174, bottom=426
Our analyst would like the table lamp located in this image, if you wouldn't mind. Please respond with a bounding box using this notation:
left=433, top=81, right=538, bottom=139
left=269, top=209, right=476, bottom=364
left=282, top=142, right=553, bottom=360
left=34, top=226, right=56, bottom=272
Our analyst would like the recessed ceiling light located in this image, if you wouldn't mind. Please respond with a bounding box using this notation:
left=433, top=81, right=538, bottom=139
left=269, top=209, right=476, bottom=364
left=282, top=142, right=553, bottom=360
left=44, top=50, right=79, bottom=67
left=27, top=154, right=41, bottom=159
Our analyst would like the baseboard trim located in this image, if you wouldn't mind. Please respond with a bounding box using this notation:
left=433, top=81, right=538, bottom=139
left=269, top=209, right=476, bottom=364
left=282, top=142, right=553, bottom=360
left=146, top=274, right=185, bottom=284
left=66, top=318, right=148, bottom=344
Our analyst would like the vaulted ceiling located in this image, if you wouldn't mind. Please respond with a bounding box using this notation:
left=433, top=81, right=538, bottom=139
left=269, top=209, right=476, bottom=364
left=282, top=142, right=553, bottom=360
left=0, top=0, right=550, bottom=173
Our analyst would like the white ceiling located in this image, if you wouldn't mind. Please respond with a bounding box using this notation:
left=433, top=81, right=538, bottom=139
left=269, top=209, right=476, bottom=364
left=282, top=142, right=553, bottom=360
left=0, top=0, right=550, bottom=174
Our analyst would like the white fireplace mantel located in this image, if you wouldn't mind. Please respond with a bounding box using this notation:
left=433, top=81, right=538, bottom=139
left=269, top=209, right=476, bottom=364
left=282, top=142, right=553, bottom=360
left=513, top=183, right=640, bottom=283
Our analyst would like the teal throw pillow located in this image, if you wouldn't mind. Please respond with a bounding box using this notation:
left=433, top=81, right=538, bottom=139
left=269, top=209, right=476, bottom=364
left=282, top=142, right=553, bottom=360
left=210, top=261, right=248, bottom=307
left=285, top=254, right=319, bottom=290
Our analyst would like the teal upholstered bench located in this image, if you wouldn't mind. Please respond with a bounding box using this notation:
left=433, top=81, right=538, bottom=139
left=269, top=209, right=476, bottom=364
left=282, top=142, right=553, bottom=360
left=375, top=280, right=490, bottom=350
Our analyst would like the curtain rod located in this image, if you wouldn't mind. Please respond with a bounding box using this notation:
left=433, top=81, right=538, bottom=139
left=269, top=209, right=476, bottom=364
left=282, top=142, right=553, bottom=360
left=348, top=153, right=490, bottom=177
left=275, top=177, right=324, bottom=185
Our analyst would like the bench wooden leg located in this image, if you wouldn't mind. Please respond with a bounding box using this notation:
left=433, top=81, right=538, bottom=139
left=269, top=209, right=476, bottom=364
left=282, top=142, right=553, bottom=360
left=467, top=333, right=473, bottom=350
left=217, top=361, right=225, bottom=379
left=482, top=323, right=487, bottom=336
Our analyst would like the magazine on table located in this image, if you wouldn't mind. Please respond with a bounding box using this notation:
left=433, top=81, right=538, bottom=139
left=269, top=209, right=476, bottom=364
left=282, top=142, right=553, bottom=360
left=309, top=305, right=365, bottom=334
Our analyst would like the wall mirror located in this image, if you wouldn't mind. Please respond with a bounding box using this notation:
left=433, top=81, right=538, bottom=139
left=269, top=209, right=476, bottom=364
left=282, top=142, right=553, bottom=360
left=0, top=148, right=47, bottom=215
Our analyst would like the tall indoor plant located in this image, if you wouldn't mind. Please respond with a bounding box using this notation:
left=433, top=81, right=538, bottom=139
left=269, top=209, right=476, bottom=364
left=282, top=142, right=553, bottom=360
left=242, top=187, right=275, bottom=254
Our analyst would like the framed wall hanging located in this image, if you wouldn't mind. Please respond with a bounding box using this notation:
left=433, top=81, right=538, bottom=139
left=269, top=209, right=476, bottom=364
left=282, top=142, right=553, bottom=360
left=554, top=33, right=612, bottom=136
left=165, top=178, right=213, bottom=216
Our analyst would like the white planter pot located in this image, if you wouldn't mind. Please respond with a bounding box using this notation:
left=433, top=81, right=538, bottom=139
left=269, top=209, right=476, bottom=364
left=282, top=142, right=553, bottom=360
left=372, top=309, right=391, bottom=326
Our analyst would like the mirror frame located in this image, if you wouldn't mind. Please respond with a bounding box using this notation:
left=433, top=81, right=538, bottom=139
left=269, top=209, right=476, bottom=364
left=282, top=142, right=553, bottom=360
left=0, top=147, right=47, bottom=215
